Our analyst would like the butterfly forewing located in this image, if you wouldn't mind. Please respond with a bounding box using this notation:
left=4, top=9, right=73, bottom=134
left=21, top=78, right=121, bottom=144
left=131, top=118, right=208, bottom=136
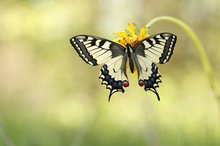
left=134, top=33, right=177, bottom=64
left=70, top=35, right=125, bottom=66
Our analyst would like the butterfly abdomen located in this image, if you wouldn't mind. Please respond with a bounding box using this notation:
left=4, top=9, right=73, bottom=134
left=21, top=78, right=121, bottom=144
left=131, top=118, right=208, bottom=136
left=126, top=44, right=136, bottom=73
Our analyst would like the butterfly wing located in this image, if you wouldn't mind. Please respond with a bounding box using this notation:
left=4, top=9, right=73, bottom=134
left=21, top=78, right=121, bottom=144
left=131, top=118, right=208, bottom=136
left=99, top=55, right=129, bottom=101
left=70, top=35, right=125, bottom=66
left=134, top=33, right=177, bottom=100
left=70, top=35, right=128, bottom=101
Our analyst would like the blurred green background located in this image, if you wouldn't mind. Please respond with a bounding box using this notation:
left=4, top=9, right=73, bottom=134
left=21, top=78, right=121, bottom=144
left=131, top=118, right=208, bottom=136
left=0, top=0, right=220, bottom=146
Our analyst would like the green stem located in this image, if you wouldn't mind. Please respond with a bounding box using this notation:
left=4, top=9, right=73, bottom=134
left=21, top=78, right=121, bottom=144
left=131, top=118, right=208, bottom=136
left=146, top=16, right=220, bottom=100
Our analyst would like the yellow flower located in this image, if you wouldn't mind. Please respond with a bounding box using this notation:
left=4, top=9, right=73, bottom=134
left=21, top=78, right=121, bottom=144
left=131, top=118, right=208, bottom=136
left=113, top=23, right=149, bottom=47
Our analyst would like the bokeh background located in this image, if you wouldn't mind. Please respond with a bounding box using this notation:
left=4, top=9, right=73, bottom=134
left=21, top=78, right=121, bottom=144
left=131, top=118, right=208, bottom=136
left=0, top=0, right=220, bottom=146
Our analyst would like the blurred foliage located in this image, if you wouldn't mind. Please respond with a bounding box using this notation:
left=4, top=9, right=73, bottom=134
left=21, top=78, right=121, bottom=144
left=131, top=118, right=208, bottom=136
left=0, top=0, right=220, bottom=146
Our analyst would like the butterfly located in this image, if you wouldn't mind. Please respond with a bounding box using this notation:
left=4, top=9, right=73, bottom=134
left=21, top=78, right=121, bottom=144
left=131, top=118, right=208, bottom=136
left=70, top=33, right=177, bottom=101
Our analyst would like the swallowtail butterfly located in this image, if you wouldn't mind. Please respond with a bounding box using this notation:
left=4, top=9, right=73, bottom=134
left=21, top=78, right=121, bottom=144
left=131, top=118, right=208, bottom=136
left=70, top=33, right=177, bottom=101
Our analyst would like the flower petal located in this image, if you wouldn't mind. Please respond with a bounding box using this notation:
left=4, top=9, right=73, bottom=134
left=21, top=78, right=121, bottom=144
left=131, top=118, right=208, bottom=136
left=127, top=23, right=136, bottom=37
left=114, top=32, right=128, bottom=38
left=139, top=26, right=149, bottom=40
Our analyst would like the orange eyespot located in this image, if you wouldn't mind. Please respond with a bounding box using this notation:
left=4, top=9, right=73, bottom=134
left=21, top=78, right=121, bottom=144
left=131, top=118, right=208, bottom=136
left=122, top=80, right=129, bottom=87
left=138, top=80, right=144, bottom=87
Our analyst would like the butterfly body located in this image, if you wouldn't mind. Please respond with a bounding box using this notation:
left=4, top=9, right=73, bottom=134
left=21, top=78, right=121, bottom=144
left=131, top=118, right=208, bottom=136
left=125, top=44, right=136, bottom=73
left=70, top=33, right=177, bottom=101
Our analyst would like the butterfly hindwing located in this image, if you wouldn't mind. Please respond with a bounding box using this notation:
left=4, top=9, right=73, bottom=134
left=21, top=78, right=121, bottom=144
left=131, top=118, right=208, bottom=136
left=135, top=57, right=162, bottom=100
left=70, top=35, right=125, bottom=66
left=99, top=55, right=129, bottom=101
